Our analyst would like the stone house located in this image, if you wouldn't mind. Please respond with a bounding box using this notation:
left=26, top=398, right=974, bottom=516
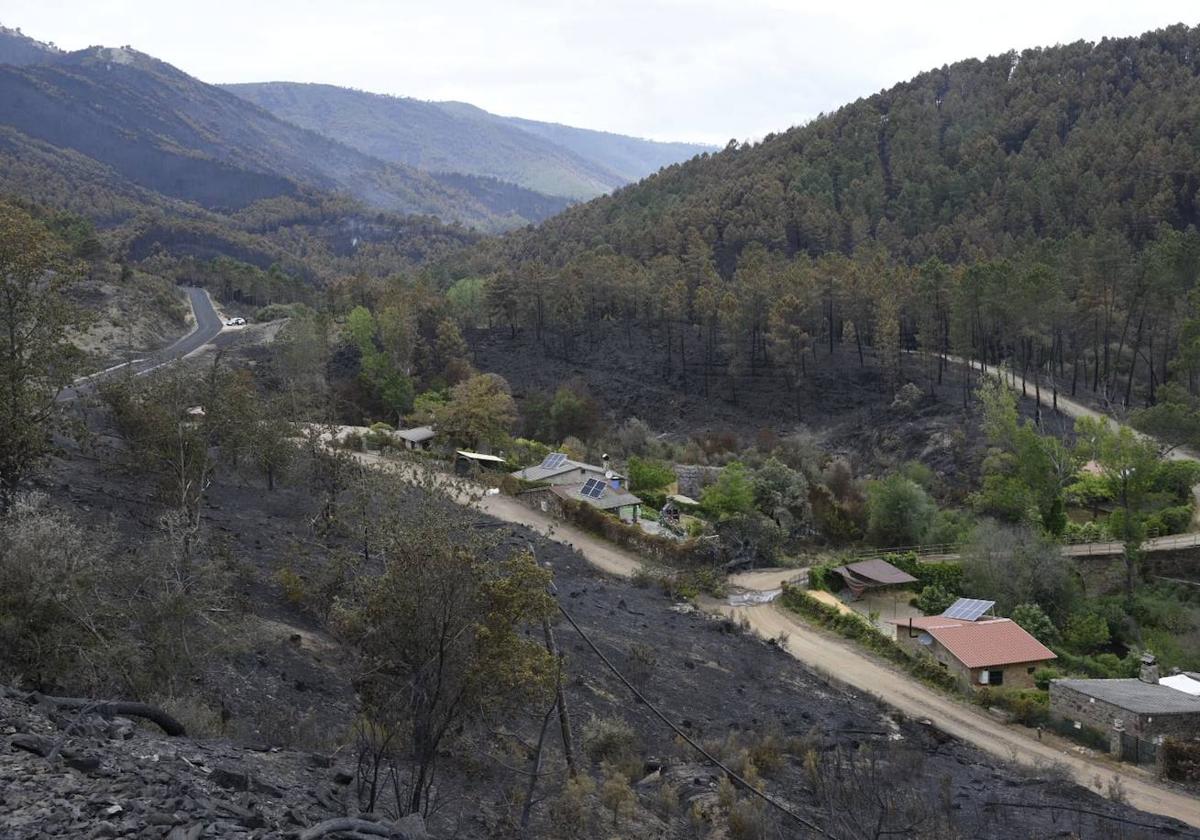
left=1050, top=657, right=1200, bottom=763
left=519, top=478, right=642, bottom=524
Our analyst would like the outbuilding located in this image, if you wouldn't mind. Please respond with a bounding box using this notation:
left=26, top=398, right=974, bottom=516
left=395, top=426, right=436, bottom=451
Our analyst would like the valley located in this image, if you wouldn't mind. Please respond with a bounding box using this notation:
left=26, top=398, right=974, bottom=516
left=2, top=11, right=1200, bottom=840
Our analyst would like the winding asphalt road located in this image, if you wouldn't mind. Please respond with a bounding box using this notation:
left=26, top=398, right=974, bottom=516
left=60, top=287, right=223, bottom=400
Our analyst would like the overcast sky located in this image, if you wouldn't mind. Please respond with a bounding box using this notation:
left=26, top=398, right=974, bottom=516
left=3, top=1, right=1198, bottom=144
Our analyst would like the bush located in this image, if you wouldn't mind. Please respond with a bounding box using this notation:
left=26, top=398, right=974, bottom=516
left=582, top=715, right=640, bottom=765
left=915, top=584, right=956, bottom=616
left=1033, top=667, right=1063, bottom=691
left=807, top=562, right=841, bottom=592
left=254, top=302, right=307, bottom=322
left=1063, top=611, right=1110, bottom=653
left=885, top=552, right=963, bottom=592
left=976, top=687, right=1049, bottom=726
left=1146, top=504, right=1193, bottom=536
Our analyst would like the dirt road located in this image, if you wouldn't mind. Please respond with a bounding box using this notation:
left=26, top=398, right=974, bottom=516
left=704, top=591, right=1200, bottom=828
left=339, top=436, right=1200, bottom=828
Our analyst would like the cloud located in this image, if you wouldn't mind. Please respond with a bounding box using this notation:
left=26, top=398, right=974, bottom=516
left=5, top=0, right=1196, bottom=143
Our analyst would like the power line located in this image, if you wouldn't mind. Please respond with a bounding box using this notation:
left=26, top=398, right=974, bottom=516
left=554, top=602, right=829, bottom=836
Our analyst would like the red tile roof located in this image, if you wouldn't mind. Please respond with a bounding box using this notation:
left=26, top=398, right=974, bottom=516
left=889, top=615, right=973, bottom=631
left=925, top=619, right=1056, bottom=669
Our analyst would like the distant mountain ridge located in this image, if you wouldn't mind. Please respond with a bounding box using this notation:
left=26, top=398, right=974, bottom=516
left=225, top=82, right=715, bottom=200
left=0, top=42, right=567, bottom=229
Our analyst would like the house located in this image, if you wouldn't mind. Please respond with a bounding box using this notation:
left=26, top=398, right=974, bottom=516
left=520, top=475, right=643, bottom=524
left=395, top=426, right=436, bottom=451
left=1050, top=657, right=1200, bottom=764
left=832, top=559, right=918, bottom=600
left=511, top=452, right=625, bottom=487
left=552, top=479, right=642, bottom=523
left=893, top=614, right=1056, bottom=690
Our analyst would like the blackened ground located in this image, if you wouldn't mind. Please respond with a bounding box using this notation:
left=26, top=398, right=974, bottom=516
left=19, top=422, right=1193, bottom=839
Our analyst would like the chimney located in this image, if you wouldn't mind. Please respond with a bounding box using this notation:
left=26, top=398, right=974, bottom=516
left=1139, top=652, right=1160, bottom=684
left=603, top=453, right=620, bottom=488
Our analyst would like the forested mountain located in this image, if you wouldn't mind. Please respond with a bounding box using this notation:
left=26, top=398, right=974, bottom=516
left=226, top=83, right=713, bottom=200
left=470, top=24, right=1200, bottom=414
left=0, top=45, right=566, bottom=230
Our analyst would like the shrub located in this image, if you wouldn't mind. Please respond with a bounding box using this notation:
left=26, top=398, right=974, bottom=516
left=807, top=562, right=841, bottom=592
left=885, top=552, right=963, bottom=592
left=275, top=567, right=307, bottom=605
left=915, top=584, right=956, bottom=616
left=582, top=715, right=640, bottom=766
left=1033, top=667, right=1063, bottom=691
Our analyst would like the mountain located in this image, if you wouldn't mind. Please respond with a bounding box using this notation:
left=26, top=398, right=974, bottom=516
left=437, top=100, right=717, bottom=187
left=459, top=24, right=1200, bottom=426
left=0, top=45, right=566, bottom=230
left=494, top=24, right=1200, bottom=273
left=0, top=25, right=60, bottom=65
left=224, top=82, right=714, bottom=200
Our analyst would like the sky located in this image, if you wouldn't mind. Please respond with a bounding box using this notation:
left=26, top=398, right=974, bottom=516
left=3, top=1, right=1199, bottom=144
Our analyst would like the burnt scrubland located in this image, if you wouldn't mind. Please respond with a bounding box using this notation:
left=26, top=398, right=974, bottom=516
left=1, top=379, right=1193, bottom=839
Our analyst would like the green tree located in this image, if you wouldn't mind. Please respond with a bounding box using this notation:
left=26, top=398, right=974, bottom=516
left=436, top=373, right=518, bottom=451
left=0, top=201, right=87, bottom=505
left=627, top=456, right=676, bottom=493
left=701, top=462, right=756, bottom=519
left=1075, top=417, right=1160, bottom=601
left=332, top=502, right=555, bottom=816
left=865, top=475, right=936, bottom=546
left=752, top=457, right=812, bottom=536
left=1063, top=611, right=1111, bottom=653
left=1010, top=603, right=1059, bottom=645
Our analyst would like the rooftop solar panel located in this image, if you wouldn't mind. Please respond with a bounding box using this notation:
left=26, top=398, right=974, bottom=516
left=541, top=453, right=567, bottom=469
left=943, top=598, right=996, bottom=622
left=580, top=478, right=606, bottom=499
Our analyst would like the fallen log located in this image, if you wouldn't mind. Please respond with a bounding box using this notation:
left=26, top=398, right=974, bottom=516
left=298, top=818, right=398, bottom=840
left=16, top=690, right=186, bottom=737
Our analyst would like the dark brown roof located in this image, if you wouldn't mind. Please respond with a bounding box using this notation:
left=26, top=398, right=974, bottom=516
left=833, top=559, right=918, bottom=587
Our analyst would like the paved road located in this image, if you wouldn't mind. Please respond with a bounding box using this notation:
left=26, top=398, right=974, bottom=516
left=60, top=287, right=223, bottom=400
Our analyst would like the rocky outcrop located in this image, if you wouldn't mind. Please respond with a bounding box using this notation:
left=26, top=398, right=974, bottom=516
left=0, top=691, right=427, bottom=839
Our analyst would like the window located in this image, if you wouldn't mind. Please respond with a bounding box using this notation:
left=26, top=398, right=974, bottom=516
left=1027, top=666, right=1036, bottom=674
left=988, top=669, right=1004, bottom=686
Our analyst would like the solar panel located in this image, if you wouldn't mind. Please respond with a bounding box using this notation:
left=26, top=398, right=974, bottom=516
left=943, top=598, right=995, bottom=622
left=541, top=453, right=567, bottom=469
left=580, top=478, right=606, bottom=499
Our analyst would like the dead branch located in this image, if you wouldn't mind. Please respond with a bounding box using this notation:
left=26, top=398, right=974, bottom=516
left=298, top=817, right=403, bottom=840
left=21, top=691, right=186, bottom=736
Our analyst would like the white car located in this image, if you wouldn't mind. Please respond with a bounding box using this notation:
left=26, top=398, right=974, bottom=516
left=224, top=317, right=247, bottom=327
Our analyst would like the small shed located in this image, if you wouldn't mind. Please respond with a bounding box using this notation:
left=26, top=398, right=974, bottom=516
left=832, top=559, right=918, bottom=599
left=454, top=450, right=507, bottom=476
left=396, top=426, right=436, bottom=451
